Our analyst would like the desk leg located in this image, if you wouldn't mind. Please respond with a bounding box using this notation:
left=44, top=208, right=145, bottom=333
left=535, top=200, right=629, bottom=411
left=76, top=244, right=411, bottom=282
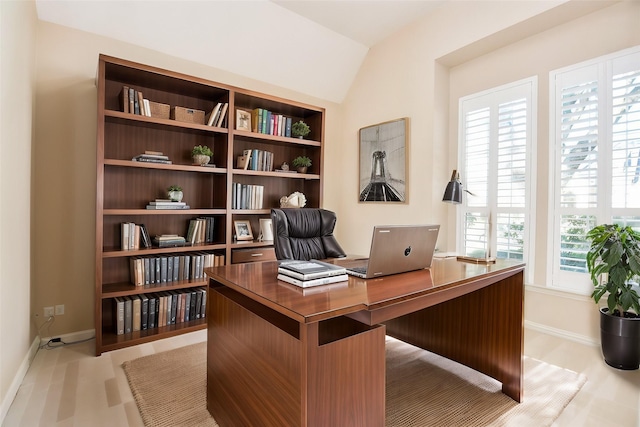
left=384, top=271, right=524, bottom=402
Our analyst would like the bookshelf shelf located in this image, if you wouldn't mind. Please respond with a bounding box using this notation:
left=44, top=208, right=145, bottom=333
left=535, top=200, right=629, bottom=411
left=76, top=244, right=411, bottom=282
left=95, top=54, right=325, bottom=355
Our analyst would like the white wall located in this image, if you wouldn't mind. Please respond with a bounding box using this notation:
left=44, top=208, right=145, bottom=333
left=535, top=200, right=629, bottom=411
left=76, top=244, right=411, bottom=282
left=338, top=0, right=640, bottom=343
left=0, top=0, right=37, bottom=420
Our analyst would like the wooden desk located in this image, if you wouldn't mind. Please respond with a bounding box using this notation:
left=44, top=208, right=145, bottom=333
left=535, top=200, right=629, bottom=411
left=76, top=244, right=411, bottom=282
left=205, top=258, right=524, bottom=427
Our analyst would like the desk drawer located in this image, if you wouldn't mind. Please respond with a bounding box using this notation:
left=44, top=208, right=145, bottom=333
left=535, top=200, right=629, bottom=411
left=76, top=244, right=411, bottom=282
left=232, top=247, right=276, bottom=264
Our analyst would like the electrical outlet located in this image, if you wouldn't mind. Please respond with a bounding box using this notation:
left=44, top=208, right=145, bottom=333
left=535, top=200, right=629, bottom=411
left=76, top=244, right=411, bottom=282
left=55, top=304, right=65, bottom=315
left=44, top=306, right=54, bottom=317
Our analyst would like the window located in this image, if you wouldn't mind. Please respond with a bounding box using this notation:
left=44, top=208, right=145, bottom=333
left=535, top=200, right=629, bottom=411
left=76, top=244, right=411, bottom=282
left=549, top=46, right=640, bottom=294
left=458, top=78, right=536, bottom=280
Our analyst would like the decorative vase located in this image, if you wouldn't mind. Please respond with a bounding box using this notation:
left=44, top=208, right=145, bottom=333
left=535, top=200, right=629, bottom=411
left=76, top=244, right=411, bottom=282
left=297, top=166, right=308, bottom=174
left=193, top=154, right=210, bottom=166
left=168, top=190, right=183, bottom=202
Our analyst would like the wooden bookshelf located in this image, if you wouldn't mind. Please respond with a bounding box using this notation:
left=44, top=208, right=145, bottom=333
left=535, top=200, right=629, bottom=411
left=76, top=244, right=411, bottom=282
left=95, top=55, right=324, bottom=355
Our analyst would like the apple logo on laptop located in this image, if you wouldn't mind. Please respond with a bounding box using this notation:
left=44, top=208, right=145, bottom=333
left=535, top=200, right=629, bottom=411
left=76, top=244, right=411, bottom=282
left=404, top=246, right=412, bottom=256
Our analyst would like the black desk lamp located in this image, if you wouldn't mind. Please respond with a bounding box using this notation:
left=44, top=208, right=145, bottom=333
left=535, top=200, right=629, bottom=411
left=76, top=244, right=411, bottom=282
left=442, top=169, right=463, bottom=203
left=441, top=169, right=495, bottom=263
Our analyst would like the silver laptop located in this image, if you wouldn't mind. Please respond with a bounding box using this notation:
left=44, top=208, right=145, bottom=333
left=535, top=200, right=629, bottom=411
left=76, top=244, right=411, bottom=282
left=345, top=225, right=440, bottom=279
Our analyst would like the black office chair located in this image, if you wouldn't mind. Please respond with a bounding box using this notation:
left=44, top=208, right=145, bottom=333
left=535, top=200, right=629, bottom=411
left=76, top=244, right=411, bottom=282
left=271, top=208, right=346, bottom=260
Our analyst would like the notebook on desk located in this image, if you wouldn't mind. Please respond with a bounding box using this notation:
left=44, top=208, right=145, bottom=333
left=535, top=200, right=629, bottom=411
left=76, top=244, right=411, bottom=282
left=345, top=224, right=440, bottom=279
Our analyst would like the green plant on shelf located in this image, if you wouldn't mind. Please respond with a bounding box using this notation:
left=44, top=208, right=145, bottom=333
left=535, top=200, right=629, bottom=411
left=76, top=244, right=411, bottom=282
left=291, top=120, right=310, bottom=138
left=192, top=145, right=213, bottom=157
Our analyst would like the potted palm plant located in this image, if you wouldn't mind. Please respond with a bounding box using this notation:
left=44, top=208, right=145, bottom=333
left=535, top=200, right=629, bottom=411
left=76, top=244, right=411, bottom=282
left=586, top=224, right=640, bottom=370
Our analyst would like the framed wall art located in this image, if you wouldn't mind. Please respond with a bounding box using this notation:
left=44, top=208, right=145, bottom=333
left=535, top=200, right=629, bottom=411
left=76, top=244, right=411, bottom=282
left=358, top=118, right=408, bottom=203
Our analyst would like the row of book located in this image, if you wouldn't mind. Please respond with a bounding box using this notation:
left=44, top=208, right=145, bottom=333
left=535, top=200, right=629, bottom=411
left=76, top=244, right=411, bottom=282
left=132, top=151, right=172, bottom=165
left=251, top=108, right=293, bottom=137
left=237, top=148, right=275, bottom=172
left=113, top=287, right=207, bottom=335
left=186, top=217, right=216, bottom=244
left=277, top=259, right=348, bottom=288
left=206, top=102, right=229, bottom=127
left=129, top=251, right=224, bottom=286
left=120, top=86, right=154, bottom=117
left=121, top=223, right=151, bottom=250
left=232, top=183, right=264, bottom=210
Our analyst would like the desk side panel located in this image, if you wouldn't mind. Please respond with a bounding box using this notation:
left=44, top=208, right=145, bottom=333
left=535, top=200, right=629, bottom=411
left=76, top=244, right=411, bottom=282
left=308, top=319, right=386, bottom=427
left=207, top=286, right=302, bottom=427
left=383, top=270, right=524, bottom=402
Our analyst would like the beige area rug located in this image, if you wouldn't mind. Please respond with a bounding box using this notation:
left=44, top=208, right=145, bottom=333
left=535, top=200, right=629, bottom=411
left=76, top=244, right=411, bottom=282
left=123, top=338, right=586, bottom=427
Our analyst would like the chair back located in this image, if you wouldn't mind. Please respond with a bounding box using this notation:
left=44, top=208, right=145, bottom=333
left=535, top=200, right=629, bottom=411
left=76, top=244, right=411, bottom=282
left=271, top=208, right=346, bottom=260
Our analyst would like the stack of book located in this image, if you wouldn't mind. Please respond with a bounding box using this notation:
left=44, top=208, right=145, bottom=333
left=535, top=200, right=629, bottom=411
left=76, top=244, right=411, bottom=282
left=146, top=199, right=190, bottom=210
left=152, top=234, right=186, bottom=247
left=132, top=151, right=172, bottom=164
left=277, top=259, right=348, bottom=288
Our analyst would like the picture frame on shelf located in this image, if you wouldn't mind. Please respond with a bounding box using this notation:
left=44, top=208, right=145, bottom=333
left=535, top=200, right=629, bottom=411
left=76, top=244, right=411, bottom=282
left=358, top=117, right=408, bottom=203
left=236, top=109, right=252, bottom=132
left=258, top=218, right=274, bottom=241
left=234, top=220, right=253, bottom=241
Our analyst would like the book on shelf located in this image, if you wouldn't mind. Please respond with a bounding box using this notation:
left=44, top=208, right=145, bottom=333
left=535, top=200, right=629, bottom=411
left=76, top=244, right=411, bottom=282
left=148, top=199, right=186, bottom=206
left=121, top=86, right=130, bottom=114
left=124, top=296, right=133, bottom=334
left=132, top=296, right=142, bottom=332
left=121, top=222, right=141, bottom=250
left=132, top=151, right=171, bottom=164
left=152, top=235, right=186, bottom=247
left=231, top=182, right=264, bottom=209
left=114, top=297, right=125, bottom=335
left=139, top=224, right=151, bottom=248
left=215, top=103, right=229, bottom=127
left=146, top=202, right=190, bottom=210
left=277, top=273, right=349, bottom=288
left=206, top=102, right=223, bottom=126
left=120, top=86, right=154, bottom=117
left=277, top=259, right=347, bottom=281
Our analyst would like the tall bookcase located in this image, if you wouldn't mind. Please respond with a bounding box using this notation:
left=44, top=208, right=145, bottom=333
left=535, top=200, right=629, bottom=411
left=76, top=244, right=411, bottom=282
left=95, top=55, right=324, bottom=355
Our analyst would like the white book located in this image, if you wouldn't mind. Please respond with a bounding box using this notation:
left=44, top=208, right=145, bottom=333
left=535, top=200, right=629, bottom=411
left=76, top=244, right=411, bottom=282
left=278, top=259, right=347, bottom=280
left=277, top=273, right=349, bottom=288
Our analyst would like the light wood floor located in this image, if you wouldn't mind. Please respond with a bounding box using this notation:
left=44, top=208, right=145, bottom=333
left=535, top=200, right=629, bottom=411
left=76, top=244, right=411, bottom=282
left=3, top=328, right=640, bottom=426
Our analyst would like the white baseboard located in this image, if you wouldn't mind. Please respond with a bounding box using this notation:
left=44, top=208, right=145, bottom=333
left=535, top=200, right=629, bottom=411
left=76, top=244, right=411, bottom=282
left=1, top=336, right=40, bottom=424
left=39, top=328, right=95, bottom=346
left=525, top=320, right=598, bottom=347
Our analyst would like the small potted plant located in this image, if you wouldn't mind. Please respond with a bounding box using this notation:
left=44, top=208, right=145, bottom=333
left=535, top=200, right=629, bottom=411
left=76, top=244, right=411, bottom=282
left=292, top=156, right=311, bottom=174
left=192, top=145, right=213, bottom=166
left=586, top=223, right=640, bottom=370
left=291, top=120, right=311, bottom=139
left=167, top=185, right=183, bottom=202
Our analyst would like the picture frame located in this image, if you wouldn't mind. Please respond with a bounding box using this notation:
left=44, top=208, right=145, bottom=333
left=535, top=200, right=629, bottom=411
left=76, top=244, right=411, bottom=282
left=358, top=118, right=408, bottom=203
left=234, top=220, right=253, bottom=241
left=236, top=109, right=252, bottom=132
left=258, top=218, right=274, bottom=241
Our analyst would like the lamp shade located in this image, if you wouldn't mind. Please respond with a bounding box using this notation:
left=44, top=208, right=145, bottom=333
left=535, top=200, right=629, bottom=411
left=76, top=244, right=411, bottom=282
left=442, top=169, right=462, bottom=204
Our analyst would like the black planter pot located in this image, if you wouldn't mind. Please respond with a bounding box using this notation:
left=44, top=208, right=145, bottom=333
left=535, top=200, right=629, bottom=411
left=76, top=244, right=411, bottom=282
left=600, top=307, right=640, bottom=370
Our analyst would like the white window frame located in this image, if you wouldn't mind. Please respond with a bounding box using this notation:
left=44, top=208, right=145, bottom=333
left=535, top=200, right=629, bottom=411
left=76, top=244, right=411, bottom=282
left=458, top=77, right=537, bottom=284
left=548, top=46, right=640, bottom=294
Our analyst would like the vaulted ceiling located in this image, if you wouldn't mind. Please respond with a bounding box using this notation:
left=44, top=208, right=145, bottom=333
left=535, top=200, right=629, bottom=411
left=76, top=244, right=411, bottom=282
left=35, top=0, right=446, bottom=103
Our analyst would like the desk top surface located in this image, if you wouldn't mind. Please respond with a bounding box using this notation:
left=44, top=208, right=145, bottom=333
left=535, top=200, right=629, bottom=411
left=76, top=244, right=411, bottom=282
left=205, top=258, right=525, bottom=323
